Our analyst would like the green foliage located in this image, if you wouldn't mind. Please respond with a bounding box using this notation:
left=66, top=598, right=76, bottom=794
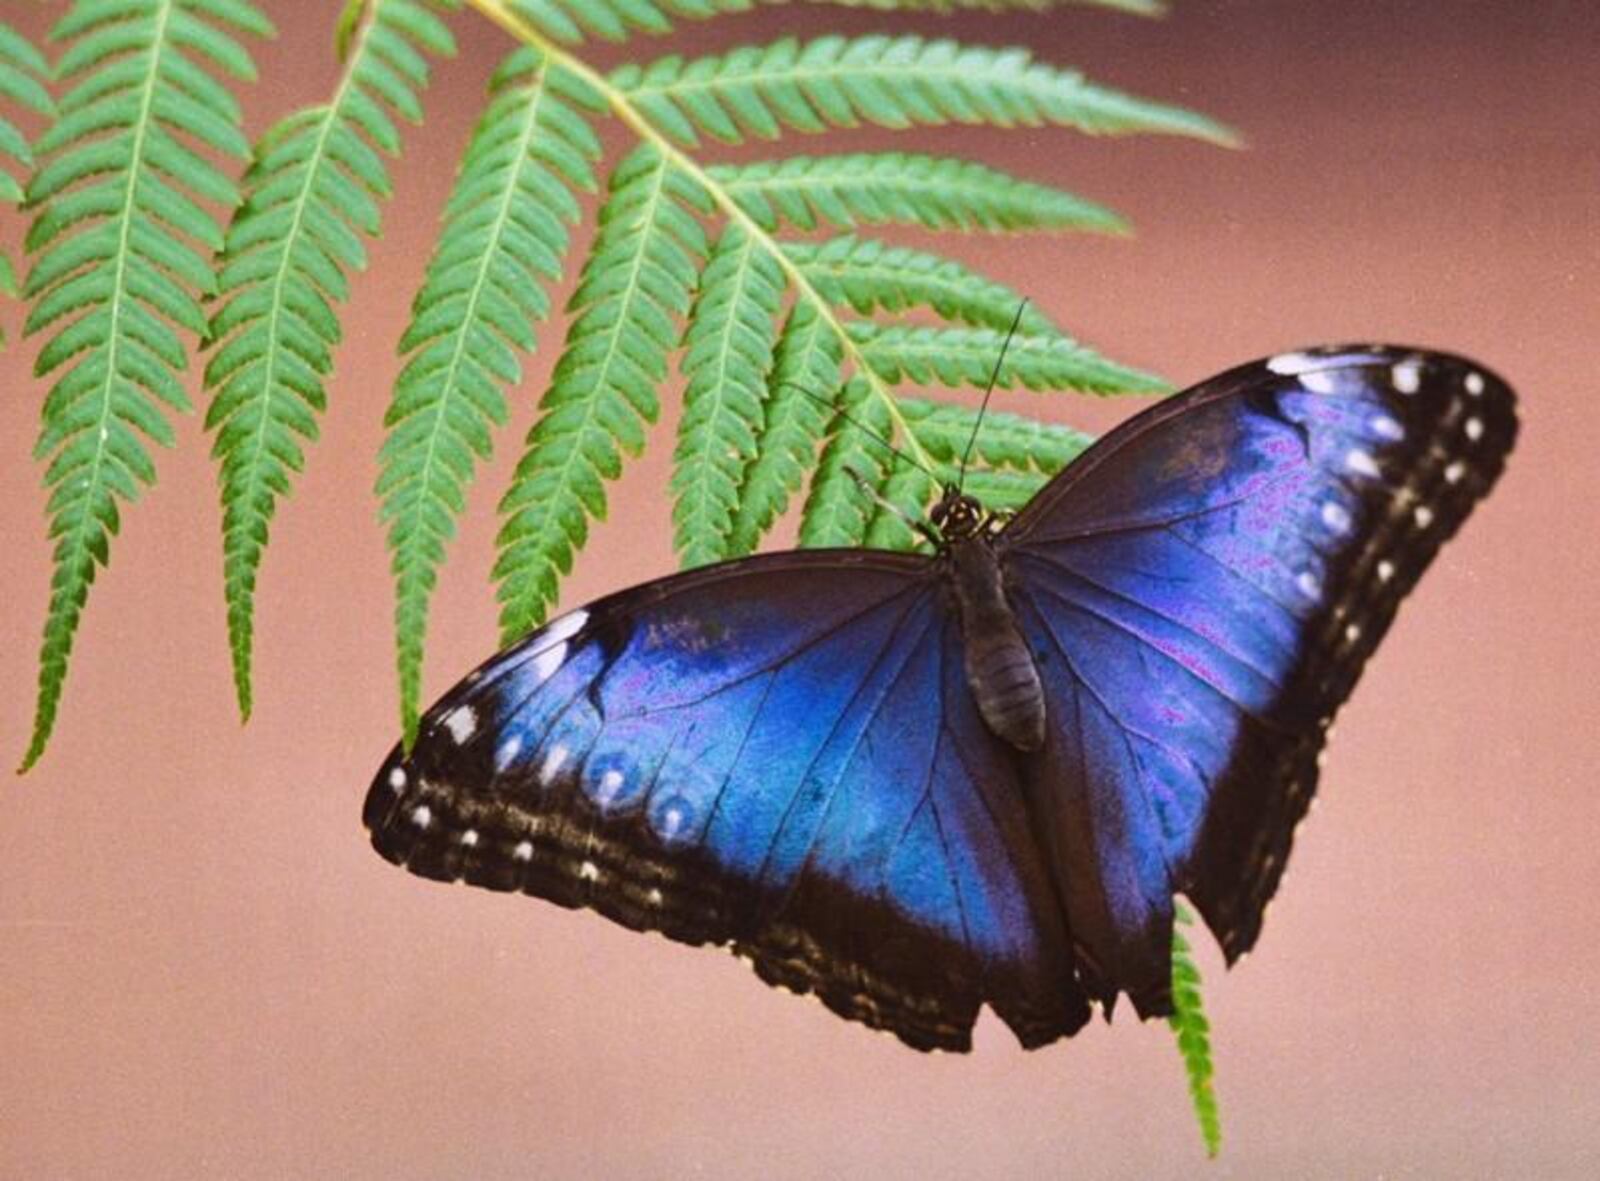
left=12, top=1, right=1231, bottom=1147
left=1170, top=900, right=1223, bottom=1157
left=727, top=299, right=841, bottom=555
left=900, top=395, right=1095, bottom=472
left=502, top=0, right=754, bottom=46
left=20, top=0, right=271, bottom=770
left=798, top=376, right=896, bottom=547
left=205, top=0, right=455, bottom=721
left=786, top=235, right=1059, bottom=331
left=0, top=22, right=54, bottom=310
left=858, top=397, right=1096, bottom=544
left=853, top=323, right=1166, bottom=394
left=614, top=33, right=1238, bottom=147
left=379, top=44, right=600, bottom=743
left=712, top=152, right=1128, bottom=234
left=492, top=143, right=710, bottom=642
left=671, top=222, right=786, bottom=567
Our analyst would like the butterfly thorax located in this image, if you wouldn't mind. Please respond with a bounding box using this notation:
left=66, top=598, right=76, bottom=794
left=945, top=532, right=1046, bottom=753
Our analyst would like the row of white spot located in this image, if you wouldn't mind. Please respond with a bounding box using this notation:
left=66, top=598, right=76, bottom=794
left=396, top=794, right=664, bottom=905
left=1288, top=352, right=1492, bottom=610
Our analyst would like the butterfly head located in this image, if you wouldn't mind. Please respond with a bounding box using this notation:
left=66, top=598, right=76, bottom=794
left=930, top=484, right=987, bottom=543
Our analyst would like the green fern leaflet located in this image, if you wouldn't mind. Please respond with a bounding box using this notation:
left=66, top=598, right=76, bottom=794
left=380, top=43, right=601, bottom=743
left=205, top=0, right=456, bottom=721
left=13, top=0, right=1234, bottom=1151
left=20, top=0, right=272, bottom=771
left=1171, top=900, right=1223, bottom=1157
left=492, top=142, right=710, bottom=644
left=0, top=21, right=54, bottom=316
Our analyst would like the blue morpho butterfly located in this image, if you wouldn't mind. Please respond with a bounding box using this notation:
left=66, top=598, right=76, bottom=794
left=365, top=344, right=1516, bottom=1052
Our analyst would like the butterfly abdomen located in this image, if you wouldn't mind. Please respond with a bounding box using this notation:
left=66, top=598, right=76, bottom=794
left=948, top=538, right=1046, bottom=752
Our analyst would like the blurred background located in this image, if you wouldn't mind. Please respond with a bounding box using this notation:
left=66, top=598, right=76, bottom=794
left=2, top=1, right=1597, bottom=1177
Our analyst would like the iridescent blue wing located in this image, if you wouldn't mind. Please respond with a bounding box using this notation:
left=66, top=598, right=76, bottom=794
left=364, top=552, right=1088, bottom=1051
left=1000, top=345, right=1517, bottom=1015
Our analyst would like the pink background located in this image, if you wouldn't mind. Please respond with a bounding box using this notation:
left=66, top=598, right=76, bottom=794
left=3, top=2, right=1597, bottom=1176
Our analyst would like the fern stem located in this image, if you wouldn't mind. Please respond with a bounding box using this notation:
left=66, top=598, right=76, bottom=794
left=465, top=0, right=941, bottom=477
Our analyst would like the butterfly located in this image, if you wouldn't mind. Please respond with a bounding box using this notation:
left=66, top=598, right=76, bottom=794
left=364, top=345, right=1516, bottom=1053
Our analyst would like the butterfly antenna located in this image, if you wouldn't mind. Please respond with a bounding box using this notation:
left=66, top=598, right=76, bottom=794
left=777, top=382, right=939, bottom=481
left=958, top=298, right=1030, bottom=490
left=843, top=466, right=940, bottom=549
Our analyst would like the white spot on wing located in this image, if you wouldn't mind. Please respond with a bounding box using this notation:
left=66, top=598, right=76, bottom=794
left=387, top=767, right=407, bottom=792
left=513, top=841, right=534, bottom=862
left=539, top=743, right=570, bottom=785
left=1345, top=448, right=1380, bottom=478
left=1445, top=460, right=1466, bottom=484
left=596, top=768, right=624, bottom=804
left=1266, top=351, right=1321, bottom=375
left=1321, top=501, right=1352, bottom=533
left=494, top=735, right=523, bottom=771
left=1344, top=623, right=1362, bottom=644
left=460, top=829, right=479, bottom=847
left=443, top=706, right=476, bottom=745
left=1465, top=416, right=1484, bottom=442
left=1371, top=414, right=1405, bottom=441
left=528, top=609, right=590, bottom=685
left=1391, top=359, right=1423, bottom=394
left=410, top=805, right=432, bottom=830
left=1465, top=371, right=1485, bottom=396
left=1414, top=505, right=1435, bottom=529
left=1299, top=370, right=1338, bottom=395
left=647, top=887, right=664, bottom=906
left=1295, top=570, right=1322, bottom=599
left=658, top=805, right=685, bottom=839
left=1377, top=559, right=1396, bottom=582
left=579, top=860, right=600, bottom=882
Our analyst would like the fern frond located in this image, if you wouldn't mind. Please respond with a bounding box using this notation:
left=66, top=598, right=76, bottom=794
left=797, top=376, right=900, bottom=547
left=861, top=395, right=1090, bottom=546
left=873, top=396, right=1092, bottom=534
left=499, top=0, right=756, bottom=47
left=785, top=235, right=1058, bottom=332
left=727, top=299, right=842, bottom=555
left=20, top=0, right=270, bottom=772
left=0, top=22, right=53, bottom=309
left=710, top=152, right=1126, bottom=234
left=614, top=34, right=1238, bottom=148
left=1170, top=900, right=1223, bottom=1157
left=205, top=0, right=455, bottom=721
left=953, top=465, right=1048, bottom=512
left=380, top=47, right=600, bottom=743
left=670, top=221, right=786, bottom=568
left=854, top=323, right=1166, bottom=394
left=900, top=395, right=1093, bottom=471
left=494, top=144, right=710, bottom=641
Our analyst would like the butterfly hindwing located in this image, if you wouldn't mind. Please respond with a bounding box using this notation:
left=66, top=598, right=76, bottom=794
left=365, top=551, right=1086, bottom=1051
left=1001, top=346, right=1517, bottom=988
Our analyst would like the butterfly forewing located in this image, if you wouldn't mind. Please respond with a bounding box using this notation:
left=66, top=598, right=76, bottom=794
left=1001, top=345, right=1517, bottom=982
left=366, top=549, right=1085, bottom=1051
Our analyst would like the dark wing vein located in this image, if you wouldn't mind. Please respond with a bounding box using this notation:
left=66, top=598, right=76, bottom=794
left=1016, top=566, right=1289, bottom=734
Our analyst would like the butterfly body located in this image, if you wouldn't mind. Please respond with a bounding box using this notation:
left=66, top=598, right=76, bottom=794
left=946, top=530, right=1047, bottom=753
left=366, top=345, right=1516, bottom=1053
